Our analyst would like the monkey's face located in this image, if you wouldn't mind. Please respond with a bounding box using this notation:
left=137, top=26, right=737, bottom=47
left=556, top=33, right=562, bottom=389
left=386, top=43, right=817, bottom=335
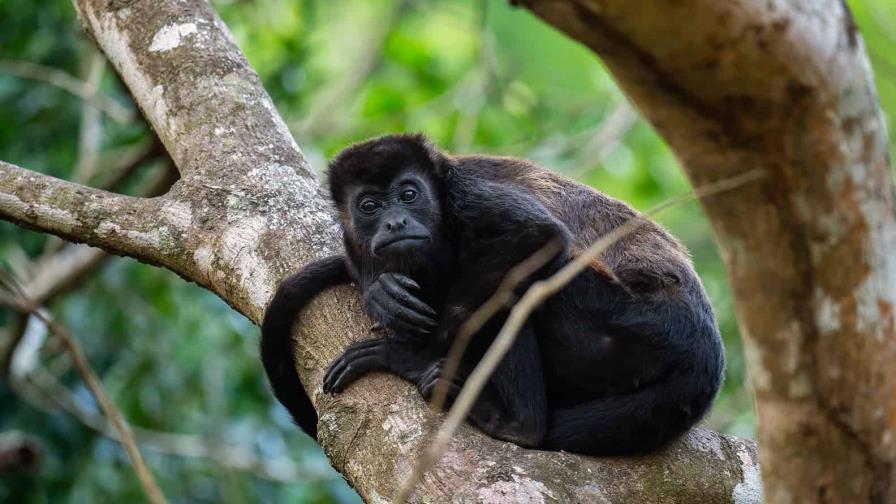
left=347, top=169, right=443, bottom=267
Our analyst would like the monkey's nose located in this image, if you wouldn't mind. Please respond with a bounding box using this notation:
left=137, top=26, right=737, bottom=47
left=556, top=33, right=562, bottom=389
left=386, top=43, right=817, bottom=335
left=385, top=218, right=408, bottom=231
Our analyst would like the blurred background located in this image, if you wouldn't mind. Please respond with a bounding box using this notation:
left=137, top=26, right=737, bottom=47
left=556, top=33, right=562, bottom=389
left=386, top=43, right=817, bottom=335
left=0, top=0, right=893, bottom=502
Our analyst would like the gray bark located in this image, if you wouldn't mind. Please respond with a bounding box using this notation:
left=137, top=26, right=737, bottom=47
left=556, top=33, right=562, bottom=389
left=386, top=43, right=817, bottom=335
left=519, top=0, right=896, bottom=502
left=0, top=0, right=767, bottom=502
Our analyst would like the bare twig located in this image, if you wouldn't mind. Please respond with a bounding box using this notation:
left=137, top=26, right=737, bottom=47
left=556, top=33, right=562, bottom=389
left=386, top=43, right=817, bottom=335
left=91, top=140, right=166, bottom=191
left=23, top=245, right=108, bottom=304
left=0, top=59, right=133, bottom=123
left=428, top=239, right=563, bottom=412
left=0, top=313, right=29, bottom=380
left=17, top=365, right=323, bottom=484
left=574, top=102, right=639, bottom=176
left=72, top=50, right=107, bottom=184
left=3, top=304, right=318, bottom=483
left=0, top=275, right=167, bottom=504
left=291, top=0, right=410, bottom=138
left=394, top=168, right=766, bottom=503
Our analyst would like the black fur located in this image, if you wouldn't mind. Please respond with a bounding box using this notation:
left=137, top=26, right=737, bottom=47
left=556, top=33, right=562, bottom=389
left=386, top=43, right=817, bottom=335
left=261, top=133, right=724, bottom=454
left=261, top=255, right=349, bottom=437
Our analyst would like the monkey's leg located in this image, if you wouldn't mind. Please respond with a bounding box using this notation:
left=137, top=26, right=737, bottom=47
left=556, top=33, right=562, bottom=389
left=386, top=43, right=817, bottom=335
left=419, top=322, right=548, bottom=448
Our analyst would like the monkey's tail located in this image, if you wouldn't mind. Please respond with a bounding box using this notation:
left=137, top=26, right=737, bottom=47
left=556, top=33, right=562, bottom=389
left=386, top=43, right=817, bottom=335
left=261, top=255, right=350, bottom=438
left=542, top=356, right=722, bottom=456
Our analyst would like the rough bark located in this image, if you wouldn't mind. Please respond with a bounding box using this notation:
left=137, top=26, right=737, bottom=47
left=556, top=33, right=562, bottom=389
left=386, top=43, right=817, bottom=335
left=0, top=0, right=768, bottom=502
left=518, top=0, right=896, bottom=502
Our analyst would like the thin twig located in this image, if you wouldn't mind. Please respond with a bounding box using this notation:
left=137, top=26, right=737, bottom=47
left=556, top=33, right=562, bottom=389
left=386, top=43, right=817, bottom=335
left=428, top=239, right=563, bottom=412
left=18, top=366, right=323, bottom=484
left=0, top=59, right=133, bottom=123
left=3, top=309, right=318, bottom=483
left=573, top=102, right=639, bottom=177
left=393, top=168, right=765, bottom=503
left=1, top=276, right=167, bottom=504
left=72, top=50, right=107, bottom=184
left=291, top=0, right=411, bottom=138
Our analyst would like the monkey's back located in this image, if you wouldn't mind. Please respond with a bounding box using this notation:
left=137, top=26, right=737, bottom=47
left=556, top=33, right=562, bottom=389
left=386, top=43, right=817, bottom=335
left=451, top=155, right=694, bottom=281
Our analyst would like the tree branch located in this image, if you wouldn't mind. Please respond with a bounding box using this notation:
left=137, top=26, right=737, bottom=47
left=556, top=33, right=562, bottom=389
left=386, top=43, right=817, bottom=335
left=71, top=0, right=310, bottom=181
left=0, top=161, right=190, bottom=273
left=1, top=279, right=166, bottom=504
left=519, top=0, right=896, bottom=501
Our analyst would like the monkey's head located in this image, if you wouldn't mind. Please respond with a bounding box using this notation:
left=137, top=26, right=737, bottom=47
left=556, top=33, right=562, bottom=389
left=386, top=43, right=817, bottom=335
left=327, top=134, right=452, bottom=272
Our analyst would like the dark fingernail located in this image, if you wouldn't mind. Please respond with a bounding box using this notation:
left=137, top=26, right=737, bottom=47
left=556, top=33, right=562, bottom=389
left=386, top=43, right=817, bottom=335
left=399, top=276, right=419, bottom=289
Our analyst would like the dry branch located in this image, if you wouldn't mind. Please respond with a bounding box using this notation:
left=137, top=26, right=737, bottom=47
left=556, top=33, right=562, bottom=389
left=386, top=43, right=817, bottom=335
left=1, top=278, right=166, bottom=504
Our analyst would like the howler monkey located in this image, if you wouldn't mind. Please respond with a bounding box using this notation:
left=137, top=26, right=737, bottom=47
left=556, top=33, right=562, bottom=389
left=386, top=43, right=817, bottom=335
left=261, top=134, right=724, bottom=455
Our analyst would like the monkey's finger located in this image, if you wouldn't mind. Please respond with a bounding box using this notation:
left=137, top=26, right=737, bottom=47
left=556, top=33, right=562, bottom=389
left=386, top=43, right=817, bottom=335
left=390, top=304, right=438, bottom=331
left=380, top=275, right=437, bottom=317
left=371, top=288, right=437, bottom=329
left=383, top=273, right=420, bottom=291
left=363, top=283, right=387, bottom=313
left=418, top=366, right=440, bottom=397
left=389, top=318, right=433, bottom=336
left=323, top=341, right=382, bottom=385
left=366, top=295, right=434, bottom=334
left=323, top=341, right=385, bottom=392
left=325, top=355, right=385, bottom=393
left=363, top=297, right=390, bottom=329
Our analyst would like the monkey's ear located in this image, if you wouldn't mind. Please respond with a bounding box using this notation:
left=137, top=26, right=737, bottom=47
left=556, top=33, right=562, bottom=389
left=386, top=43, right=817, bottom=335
left=410, top=133, right=454, bottom=178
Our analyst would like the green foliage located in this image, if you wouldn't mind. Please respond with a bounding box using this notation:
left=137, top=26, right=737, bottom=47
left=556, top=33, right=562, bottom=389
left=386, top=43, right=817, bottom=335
left=1, top=0, right=894, bottom=501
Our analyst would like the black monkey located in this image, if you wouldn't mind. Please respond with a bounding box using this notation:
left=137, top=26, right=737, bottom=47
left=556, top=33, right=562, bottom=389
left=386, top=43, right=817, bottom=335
left=261, top=134, right=724, bottom=454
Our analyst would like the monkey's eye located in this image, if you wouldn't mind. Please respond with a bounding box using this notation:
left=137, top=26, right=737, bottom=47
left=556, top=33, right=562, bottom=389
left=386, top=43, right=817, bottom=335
left=359, top=199, right=379, bottom=214
left=399, top=188, right=418, bottom=203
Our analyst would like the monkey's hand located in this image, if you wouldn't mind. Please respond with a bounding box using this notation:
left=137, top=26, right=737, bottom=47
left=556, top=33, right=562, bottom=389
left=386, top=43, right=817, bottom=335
left=417, top=359, right=463, bottom=408
left=322, top=339, right=389, bottom=394
left=363, top=273, right=438, bottom=336
left=322, top=338, right=433, bottom=394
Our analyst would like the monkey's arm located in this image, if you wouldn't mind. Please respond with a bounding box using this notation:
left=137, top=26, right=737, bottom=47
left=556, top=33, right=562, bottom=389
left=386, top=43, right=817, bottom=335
left=443, top=174, right=571, bottom=329
left=405, top=176, right=568, bottom=445
left=261, top=255, right=350, bottom=438
left=362, top=272, right=437, bottom=337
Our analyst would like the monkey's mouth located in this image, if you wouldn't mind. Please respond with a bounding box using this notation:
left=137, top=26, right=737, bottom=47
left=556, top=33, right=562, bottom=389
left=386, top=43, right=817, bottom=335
left=374, top=235, right=430, bottom=253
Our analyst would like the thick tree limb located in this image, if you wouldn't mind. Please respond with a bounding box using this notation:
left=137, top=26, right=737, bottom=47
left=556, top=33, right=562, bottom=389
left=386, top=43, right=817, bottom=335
left=0, top=162, right=189, bottom=269
left=0, top=0, right=763, bottom=502
left=71, top=0, right=310, bottom=182
left=519, top=0, right=896, bottom=501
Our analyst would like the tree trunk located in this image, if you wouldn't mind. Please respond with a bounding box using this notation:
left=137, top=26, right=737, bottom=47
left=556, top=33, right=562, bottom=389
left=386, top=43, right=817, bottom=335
left=21, top=0, right=891, bottom=501
left=518, top=0, right=896, bottom=501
